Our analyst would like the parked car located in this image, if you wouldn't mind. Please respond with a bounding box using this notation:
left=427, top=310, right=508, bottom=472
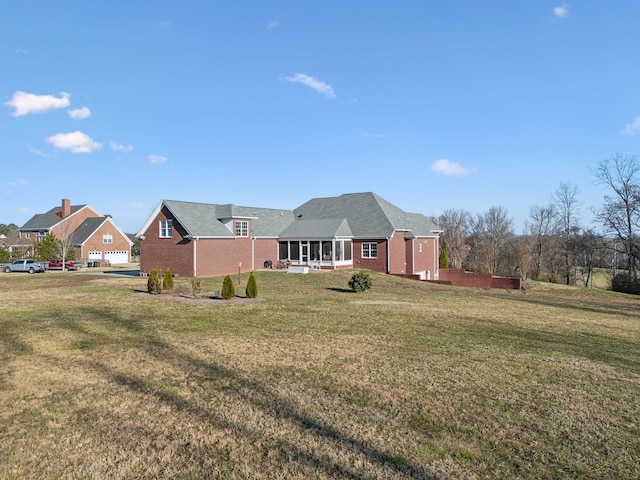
left=48, top=259, right=79, bottom=271
left=3, top=259, right=47, bottom=273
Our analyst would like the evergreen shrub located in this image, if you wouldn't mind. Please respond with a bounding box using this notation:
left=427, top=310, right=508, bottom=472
left=245, top=272, right=258, bottom=298
left=611, top=273, right=640, bottom=295
left=147, top=268, right=162, bottom=294
left=163, top=268, right=174, bottom=290
left=348, top=270, right=372, bottom=292
left=221, top=275, right=235, bottom=300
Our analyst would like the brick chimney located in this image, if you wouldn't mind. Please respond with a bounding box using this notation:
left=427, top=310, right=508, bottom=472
left=61, top=198, right=71, bottom=218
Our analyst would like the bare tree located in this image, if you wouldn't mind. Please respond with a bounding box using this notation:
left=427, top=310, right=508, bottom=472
left=553, top=183, right=581, bottom=285
left=593, top=153, right=640, bottom=285
left=526, top=204, right=557, bottom=280
left=469, top=206, right=514, bottom=275
left=438, top=209, right=471, bottom=269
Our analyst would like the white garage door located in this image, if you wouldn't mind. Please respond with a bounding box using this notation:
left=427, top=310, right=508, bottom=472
left=88, top=251, right=102, bottom=260
left=105, top=251, right=128, bottom=264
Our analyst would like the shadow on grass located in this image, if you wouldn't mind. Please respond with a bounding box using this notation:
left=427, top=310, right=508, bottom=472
left=457, top=314, right=640, bottom=374
left=326, top=287, right=355, bottom=293
left=55, top=306, right=440, bottom=479
left=496, top=289, right=640, bottom=320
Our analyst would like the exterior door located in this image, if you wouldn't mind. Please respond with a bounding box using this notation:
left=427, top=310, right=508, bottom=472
left=301, top=242, right=309, bottom=263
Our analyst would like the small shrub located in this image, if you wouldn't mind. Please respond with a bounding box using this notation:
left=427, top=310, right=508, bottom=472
left=191, top=278, right=202, bottom=298
left=348, top=270, right=372, bottom=292
left=147, top=268, right=162, bottom=295
left=163, top=268, right=174, bottom=290
left=221, top=275, right=235, bottom=300
left=245, top=272, right=258, bottom=298
left=549, top=274, right=559, bottom=284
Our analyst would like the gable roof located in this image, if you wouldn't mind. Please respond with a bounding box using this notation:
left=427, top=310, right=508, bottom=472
left=70, top=216, right=134, bottom=247
left=280, top=218, right=353, bottom=239
left=294, top=192, right=438, bottom=238
left=69, top=217, right=108, bottom=244
left=20, top=204, right=92, bottom=231
left=137, top=193, right=438, bottom=240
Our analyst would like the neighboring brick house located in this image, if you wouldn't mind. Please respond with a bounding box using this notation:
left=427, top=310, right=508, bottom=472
left=136, top=192, right=441, bottom=278
left=19, top=198, right=133, bottom=264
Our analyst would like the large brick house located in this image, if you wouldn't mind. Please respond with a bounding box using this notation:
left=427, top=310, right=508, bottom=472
left=136, top=192, right=441, bottom=278
left=19, top=198, right=133, bottom=264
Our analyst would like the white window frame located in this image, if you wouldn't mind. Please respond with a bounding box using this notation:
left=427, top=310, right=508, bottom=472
left=235, top=220, right=248, bottom=237
left=103, top=233, right=113, bottom=244
left=160, top=219, right=173, bottom=238
left=362, top=242, right=377, bottom=259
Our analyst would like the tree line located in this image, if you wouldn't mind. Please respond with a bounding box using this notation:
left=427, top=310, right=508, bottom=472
left=437, top=154, right=640, bottom=294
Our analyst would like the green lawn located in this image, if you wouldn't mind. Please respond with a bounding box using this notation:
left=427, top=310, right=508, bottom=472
left=0, top=270, right=638, bottom=479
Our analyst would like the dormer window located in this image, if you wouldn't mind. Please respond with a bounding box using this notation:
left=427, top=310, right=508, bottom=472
left=160, top=219, right=173, bottom=238
left=235, top=220, right=248, bottom=237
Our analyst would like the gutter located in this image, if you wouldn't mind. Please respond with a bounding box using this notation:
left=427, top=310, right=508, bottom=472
left=386, top=236, right=391, bottom=274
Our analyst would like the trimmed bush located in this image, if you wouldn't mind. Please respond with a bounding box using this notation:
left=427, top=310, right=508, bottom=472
left=163, top=268, right=174, bottom=290
left=245, top=272, right=258, bottom=298
left=348, top=270, right=372, bottom=292
left=147, top=268, right=162, bottom=295
left=221, top=275, right=235, bottom=300
left=191, top=278, right=202, bottom=298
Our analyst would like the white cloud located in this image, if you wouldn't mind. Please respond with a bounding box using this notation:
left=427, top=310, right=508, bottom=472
left=46, top=131, right=102, bottom=153
left=5, top=91, right=71, bottom=116
left=68, top=107, right=91, bottom=119
left=110, top=141, right=134, bottom=152
left=431, top=159, right=476, bottom=177
left=362, top=133, right=384, bottom=139
left=149, top=154, right=167, bottom=165
left=284, top=73, right=335, bottom=98
left=267, top=20, right=279, bottom=29
left=554, top=5, right=569, bottom=18
left=622, top=117, right=640, bottom=136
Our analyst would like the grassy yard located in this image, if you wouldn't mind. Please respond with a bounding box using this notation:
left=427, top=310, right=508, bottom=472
left=0, top=269, right=638, bottom=479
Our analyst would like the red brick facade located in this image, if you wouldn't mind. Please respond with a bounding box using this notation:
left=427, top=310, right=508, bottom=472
left=77, top=218, right=132, bottom=263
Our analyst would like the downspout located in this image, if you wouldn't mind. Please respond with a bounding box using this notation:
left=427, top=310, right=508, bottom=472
left=193, top=238, right=197, bottom=277
left=251, top=235, right=255, bottom=271
left=386, top=236, right=391, bottom=274
left=433, top=237, right=438, bottom=280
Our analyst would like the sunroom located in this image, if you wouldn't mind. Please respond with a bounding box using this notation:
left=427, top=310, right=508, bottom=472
left=277, top=218, right=353, bottom=269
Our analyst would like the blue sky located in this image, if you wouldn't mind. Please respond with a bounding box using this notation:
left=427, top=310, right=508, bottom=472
left=2, top=1, right=640, bottom=234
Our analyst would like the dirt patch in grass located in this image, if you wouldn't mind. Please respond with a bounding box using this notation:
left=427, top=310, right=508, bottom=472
left=133, top=290, right=266, bottom=306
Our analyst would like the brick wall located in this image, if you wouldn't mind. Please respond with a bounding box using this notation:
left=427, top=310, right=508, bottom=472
left=353, top=239, right=388, bottom=273
left=253, top=238, right=279, bottom=269
left=388, top=233, right=407, bottom=274
left=139, top=207, right=194, bottom=276
left=79, top=219, right=131, bottom=262
left=438, top=269, right=522, bottom=289
left=194, top=237, right=252, bottom=277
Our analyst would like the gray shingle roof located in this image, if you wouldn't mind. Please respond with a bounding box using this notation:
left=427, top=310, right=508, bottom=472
left=159, top=192, right=437, bottom=240
left=163, top=200, right=234, bottom=237
left=294, top=192, right=438, bottom=238
left=279, top=218, right=353, bottom=239
left=70, top=218, right=108, bottom=245
left=20, top=205, right=85, bottom=230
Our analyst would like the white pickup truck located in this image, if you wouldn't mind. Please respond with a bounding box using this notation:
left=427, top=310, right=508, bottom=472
left=3, top=259, right=47, bottom=274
